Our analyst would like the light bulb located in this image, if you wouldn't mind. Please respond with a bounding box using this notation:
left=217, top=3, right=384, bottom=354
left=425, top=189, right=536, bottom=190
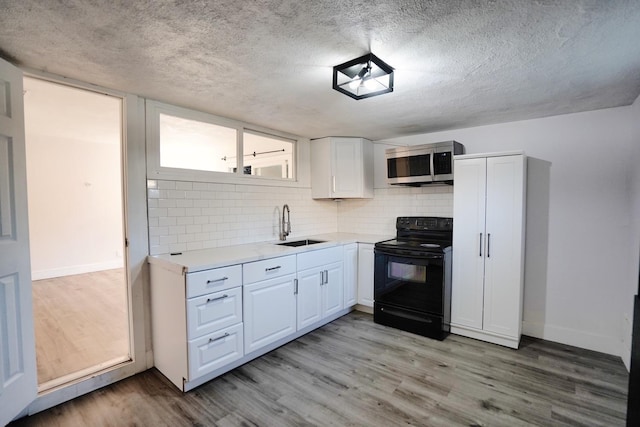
left=363, top=77, right=377, bottom=90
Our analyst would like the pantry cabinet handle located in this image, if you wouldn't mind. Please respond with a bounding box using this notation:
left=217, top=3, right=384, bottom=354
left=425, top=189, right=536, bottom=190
left=324, top=270, right=329, bottom=284
left=479, top=233, right=483, bottom=257
left=206, top=294, right=228, bottom=303
left=487, top=233, right=491, bottom=258
left=294, top=278, right=298, bottom=295
left=207, top=276, right=228, bottom=284
left=265, top=266, right=281, bottom=272
left=209, top=332, right=229, bottom=343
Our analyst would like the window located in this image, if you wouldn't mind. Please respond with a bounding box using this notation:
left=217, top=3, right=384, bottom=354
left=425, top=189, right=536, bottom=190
left=160, top=113, right=237, bottom=173
left=147, top=101, right=298, bottom=184
left=242, top=130, right=294, bottom=179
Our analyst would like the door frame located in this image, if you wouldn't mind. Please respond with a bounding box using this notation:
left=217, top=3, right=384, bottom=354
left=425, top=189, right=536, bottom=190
left=22, top=69, right=150, bottom=415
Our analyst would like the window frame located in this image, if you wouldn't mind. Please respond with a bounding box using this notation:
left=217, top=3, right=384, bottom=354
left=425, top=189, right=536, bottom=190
left=146, top=100, right=300, bottom=186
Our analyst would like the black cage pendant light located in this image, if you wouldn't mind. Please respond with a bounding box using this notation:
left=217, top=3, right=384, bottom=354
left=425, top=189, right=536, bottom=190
left=333, top=53, right=394, bottom=100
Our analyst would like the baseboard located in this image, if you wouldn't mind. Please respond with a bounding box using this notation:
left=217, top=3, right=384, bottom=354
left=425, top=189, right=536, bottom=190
left=522, top=320, right=621, bottom=357
left=32, top=259, right=124, bottom=280
left=354, top=304, right=373, bottom=314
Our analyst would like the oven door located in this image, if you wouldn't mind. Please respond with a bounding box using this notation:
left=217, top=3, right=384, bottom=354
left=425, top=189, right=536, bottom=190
left=374, top=249, right=444, bottom=315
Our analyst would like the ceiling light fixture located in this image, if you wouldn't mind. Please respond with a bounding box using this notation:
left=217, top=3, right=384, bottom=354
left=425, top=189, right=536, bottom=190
left=333, top=53, right=394, bottom=100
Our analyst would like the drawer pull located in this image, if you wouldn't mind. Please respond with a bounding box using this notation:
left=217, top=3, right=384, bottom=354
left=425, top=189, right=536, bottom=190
left=209, top=332, right=230, bottom=343
left=206, top=294, right=228, bottom=303
left=265, top=265, right=281, bottom=272
left=206, top=276, right=228, bottom=284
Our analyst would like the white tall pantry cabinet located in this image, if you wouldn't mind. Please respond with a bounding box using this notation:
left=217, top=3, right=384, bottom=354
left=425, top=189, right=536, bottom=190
left=451, top=153, right=526, bottom=349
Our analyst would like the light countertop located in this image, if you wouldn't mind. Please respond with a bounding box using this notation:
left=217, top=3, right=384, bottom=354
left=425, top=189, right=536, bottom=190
left=147, top=232, right=392, bottom=274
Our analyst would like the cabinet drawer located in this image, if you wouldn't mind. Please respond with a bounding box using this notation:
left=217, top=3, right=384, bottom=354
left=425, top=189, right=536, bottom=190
left=187, top=287, right=242, bottom=339
left=297, top=246, right=342, bottom=271
left=186, top=264, right=242, bottom=298
left=242, top=255, right=296, bottom=285
left=188, top=323, right=243, bottom=380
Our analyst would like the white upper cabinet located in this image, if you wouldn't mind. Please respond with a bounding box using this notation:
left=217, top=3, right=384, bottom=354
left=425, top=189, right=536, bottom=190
left=311, top=137, right=373, bottom=199
left=451, top=153, right=526, bottom=349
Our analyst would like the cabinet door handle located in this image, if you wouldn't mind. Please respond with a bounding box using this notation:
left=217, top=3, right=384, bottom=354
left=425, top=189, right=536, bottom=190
left=265, top=266, right=281, bottom=272
left=209, top=332, right=229, bottom=343
left=320, top=271, right=324, bottom=285
left=294, top=278, right=298, bottom=295
left=479, top=233, right=483, bottom=257
left=332, top=176, right=336, bottom=193
left=206, top=294, right=228, bottom=303
left=324, top=270, right=329, bottom=284
left=487, top=233, right=491, bottom=258
left=206, top=276, right=228, bottom=284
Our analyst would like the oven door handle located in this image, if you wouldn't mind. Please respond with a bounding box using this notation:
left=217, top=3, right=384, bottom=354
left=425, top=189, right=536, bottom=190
left=374, top=248, right=444, bottom=259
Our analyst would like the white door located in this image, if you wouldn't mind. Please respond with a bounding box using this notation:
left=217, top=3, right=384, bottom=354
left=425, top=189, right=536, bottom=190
left=0, top=58, right=37, bottom=425
left=243, top=274, right=297, bottom=354
left=322, top=262, right=344, bottom=317
left=343, top=243, right=358, bottom=307
left=356, top=244, right=374, bottom=307
left=483, top=155, right=525, bottom=337
left=451, top=157, right=487, bottom=330
left=297, top=267, right=323, bottom=329
left=332, top=138, right=362, bottom=197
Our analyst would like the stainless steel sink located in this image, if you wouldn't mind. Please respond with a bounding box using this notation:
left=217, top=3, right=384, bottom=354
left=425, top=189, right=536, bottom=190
left=277, top=239, right=325, bottom=247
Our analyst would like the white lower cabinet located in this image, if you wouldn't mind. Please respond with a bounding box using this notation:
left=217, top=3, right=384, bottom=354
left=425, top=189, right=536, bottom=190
left=150, top=242, right=359, bottom=392
left=343, top=243, right=358, bottom=307
left=243, top=255, right=297, bottom=354
left=150, top=263, right=244, bottom=391
left=296, top=247, right=343, bottom=329
left=357, top=243, right=375, bottom=307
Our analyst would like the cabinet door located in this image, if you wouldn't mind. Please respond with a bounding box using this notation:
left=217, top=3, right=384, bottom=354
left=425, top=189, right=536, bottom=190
left=332, top=138, right=363, bottom=197
left=297, top=267, right=323, bottom=329
left=243, top=273, right=297, bottom=354
left=451, top=157, right=487, bottom=330
left=357, top=243, right=375, bottom=307
left=323, top=262, right=344, bottom=317
left=483, top=155, right=525, bottom=338
left=343, top=243, right=358, bottom=307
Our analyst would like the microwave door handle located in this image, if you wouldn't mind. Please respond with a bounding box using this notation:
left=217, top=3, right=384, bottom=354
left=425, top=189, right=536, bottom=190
left=430, top=150, right=435, bottom=179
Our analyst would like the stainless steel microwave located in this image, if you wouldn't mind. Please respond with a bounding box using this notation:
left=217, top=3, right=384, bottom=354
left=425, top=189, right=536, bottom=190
left=386, top=141, right=465, bottom=185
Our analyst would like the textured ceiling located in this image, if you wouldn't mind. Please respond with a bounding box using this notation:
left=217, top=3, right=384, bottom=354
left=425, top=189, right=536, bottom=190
left=1, top=0, right=640, bottom=140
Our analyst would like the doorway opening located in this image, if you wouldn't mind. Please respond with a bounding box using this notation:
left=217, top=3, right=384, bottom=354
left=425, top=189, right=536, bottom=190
left=23, top=77, right=131, bottom=391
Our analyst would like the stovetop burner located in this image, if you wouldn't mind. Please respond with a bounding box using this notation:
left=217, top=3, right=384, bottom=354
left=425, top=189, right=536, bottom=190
left=375, top=217, right=453, bottom=255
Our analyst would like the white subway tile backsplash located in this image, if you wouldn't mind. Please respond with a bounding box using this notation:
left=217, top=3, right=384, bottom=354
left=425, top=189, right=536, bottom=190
left=147, top=179, right=339, bottom=255
left=147, top=179, right=452, bottom=255
left=337, top=186, right=454, bottom=235
left=175, top=181, right=193, bottom=191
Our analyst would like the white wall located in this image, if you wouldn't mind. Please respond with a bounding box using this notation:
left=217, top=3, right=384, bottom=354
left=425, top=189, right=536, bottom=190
left=623, top=95, right=640, bottom=368
left=24, top=78, right=124, bottom=280
left=341, top=106, right=638, bottom=357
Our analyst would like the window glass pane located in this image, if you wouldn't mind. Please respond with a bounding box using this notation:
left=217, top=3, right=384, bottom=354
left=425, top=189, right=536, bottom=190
left=243, top=131, right=294, bottom=179
left=160, top=113, right=237, bottom=173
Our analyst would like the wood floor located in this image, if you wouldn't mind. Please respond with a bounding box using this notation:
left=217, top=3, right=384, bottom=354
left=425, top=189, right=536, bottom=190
left=14, top=312, right=628, bottom=426
left=31, top=269, right=129, bottom=387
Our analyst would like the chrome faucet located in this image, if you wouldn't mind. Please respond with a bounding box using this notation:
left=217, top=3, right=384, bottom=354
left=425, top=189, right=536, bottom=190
left=280, top=204, right=291, bottom=241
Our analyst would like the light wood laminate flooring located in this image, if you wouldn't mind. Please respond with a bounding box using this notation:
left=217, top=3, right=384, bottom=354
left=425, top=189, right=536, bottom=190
left=14, top=312, right=628, bottom=426
left=32, top=269, right=129, bottom=386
